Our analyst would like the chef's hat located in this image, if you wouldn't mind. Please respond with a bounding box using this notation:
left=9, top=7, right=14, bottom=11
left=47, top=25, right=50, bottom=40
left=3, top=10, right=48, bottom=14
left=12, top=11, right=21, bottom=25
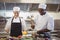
left=13, top=7, right=20, bottom=12
left=38, top=4, right=47, bottom=9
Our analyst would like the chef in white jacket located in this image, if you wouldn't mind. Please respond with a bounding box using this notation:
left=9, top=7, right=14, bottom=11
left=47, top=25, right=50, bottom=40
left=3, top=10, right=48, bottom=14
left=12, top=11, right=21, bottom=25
left=5, top=7, right=26, bottom=37
left=33, top=4, right=54, bottom=40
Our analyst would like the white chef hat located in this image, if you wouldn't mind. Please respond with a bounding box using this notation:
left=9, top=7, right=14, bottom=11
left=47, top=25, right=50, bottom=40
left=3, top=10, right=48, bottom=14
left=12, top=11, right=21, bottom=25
left=38, top=4, right=47, bottom=9
left=13, top=7, right=20, bottom=12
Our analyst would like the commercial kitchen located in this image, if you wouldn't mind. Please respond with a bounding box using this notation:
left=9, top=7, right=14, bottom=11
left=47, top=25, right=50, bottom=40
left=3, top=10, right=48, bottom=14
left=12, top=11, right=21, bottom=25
left=0, top=0, right=60, bottom=40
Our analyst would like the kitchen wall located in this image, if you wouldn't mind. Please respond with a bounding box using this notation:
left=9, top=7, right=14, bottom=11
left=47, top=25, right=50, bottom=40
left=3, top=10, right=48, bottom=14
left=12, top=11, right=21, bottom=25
left=29, top=11, right=60, bottom=20
left=0, top=10, right=60, bottom=19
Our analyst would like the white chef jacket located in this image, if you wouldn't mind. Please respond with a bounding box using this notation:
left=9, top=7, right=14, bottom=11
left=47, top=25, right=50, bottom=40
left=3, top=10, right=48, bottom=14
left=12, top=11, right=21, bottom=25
left=34, top=13, right=54, bottom=31
left=5, top=17, right=27, bottom=33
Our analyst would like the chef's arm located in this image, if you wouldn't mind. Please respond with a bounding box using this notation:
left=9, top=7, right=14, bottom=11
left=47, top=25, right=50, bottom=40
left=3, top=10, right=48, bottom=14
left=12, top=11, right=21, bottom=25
left=38, top=17, right=54, bottom=32
left=4, top=19, right=11, bottom=33
left=37, top=29, right=51, bottom=33
left=30, top=19, right=35, bottom=29
left=37, top=18, right=54, bottom=32
left=30, top=19, right=35, bottom=26
left=22, top=19, right=27, bottom=31
left=5, top=24, right=10, bottom=33
left=47, top=17, right=54, bottom=32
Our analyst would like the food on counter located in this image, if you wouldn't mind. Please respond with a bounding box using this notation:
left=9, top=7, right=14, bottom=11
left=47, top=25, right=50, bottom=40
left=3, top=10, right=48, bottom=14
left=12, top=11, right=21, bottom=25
left=0, top=38, right=6, bottom=40
left=22, top=31, right=28, bottom=35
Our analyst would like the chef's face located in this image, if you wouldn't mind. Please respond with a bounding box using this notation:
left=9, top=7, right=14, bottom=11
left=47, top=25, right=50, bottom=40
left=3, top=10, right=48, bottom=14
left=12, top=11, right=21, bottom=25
left=38, top=8, right=45, bottom=15
left=13, top=11, right=19, bottom=17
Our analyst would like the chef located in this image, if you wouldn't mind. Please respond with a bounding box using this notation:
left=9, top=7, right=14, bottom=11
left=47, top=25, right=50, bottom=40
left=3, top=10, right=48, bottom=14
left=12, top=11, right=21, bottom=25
left=32, top=4, right=54, bottom=40
left=5, top=7, right=26, bottom=37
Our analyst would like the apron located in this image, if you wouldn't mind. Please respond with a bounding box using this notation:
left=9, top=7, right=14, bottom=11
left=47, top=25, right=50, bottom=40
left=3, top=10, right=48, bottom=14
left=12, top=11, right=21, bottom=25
left=10, top=18, right=22, bottom=37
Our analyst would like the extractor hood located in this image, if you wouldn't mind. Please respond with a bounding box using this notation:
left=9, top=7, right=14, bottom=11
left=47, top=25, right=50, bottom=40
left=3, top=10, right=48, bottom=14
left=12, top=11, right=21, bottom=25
left=0, top=0, right=46, bottom=3
left=46, top=0, right=60, bottom=4
left=0, top=0, right=60, bottom=4
left=0, top=0, right=21, bottom=3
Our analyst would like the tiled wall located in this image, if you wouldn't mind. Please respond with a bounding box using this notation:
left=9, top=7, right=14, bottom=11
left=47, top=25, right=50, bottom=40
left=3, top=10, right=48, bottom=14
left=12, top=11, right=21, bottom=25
left=0, top=11, right=60, bottom=30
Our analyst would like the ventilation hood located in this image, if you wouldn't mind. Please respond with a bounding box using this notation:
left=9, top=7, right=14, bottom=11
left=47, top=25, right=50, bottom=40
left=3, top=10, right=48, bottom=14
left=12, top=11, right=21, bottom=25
left=46, top=0, right=60, bottom=4
left=0, top=0, right=60, bottom=4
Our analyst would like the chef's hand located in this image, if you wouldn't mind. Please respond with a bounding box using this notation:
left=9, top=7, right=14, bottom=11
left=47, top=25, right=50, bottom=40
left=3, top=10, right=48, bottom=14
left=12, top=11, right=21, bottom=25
left=31, top=24, right=35, bottom=29
left=5, top=29, right=9, bottom=33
